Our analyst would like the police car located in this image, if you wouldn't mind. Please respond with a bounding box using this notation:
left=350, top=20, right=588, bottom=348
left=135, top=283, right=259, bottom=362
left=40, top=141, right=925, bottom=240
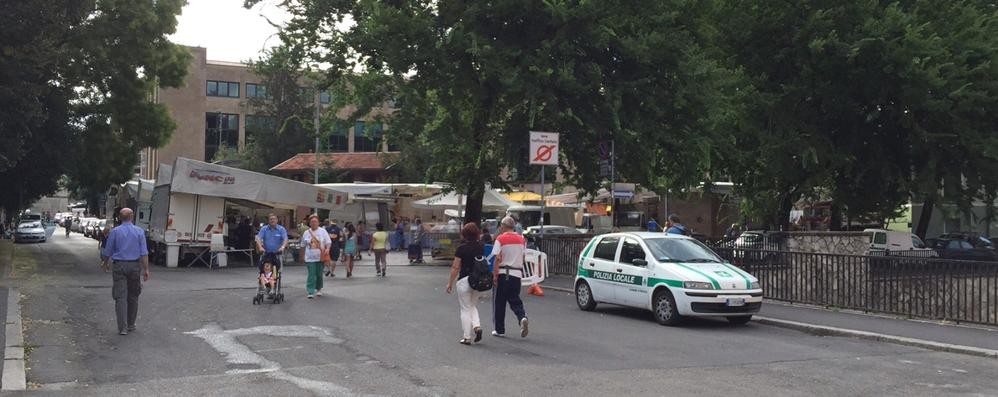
left=574, top=232, right=762, bottom=325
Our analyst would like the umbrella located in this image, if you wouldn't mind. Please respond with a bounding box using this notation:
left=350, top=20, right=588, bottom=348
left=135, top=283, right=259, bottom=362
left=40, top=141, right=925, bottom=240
left=412, top=190, right=517, bottom=211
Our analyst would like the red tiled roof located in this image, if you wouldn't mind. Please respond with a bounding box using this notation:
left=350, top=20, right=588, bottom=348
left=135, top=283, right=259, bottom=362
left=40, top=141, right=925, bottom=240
left=270, top=152, right=397, bottom=172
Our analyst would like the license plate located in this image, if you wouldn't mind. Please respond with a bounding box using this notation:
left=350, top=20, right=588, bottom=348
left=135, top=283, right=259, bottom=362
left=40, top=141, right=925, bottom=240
left=726, top=298, right=746, bottom=307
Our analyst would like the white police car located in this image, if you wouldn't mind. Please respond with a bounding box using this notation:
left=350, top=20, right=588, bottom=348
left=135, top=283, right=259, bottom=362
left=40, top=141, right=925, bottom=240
left=574, top=232, right=762, bottom=325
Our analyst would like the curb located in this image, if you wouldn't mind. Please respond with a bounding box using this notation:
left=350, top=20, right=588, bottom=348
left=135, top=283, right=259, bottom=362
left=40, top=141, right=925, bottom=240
left=541, top=283, right=998, bottom=359
left=754, top=316, right=998, bottom=359
left=2, top=288, right=25, bottom=390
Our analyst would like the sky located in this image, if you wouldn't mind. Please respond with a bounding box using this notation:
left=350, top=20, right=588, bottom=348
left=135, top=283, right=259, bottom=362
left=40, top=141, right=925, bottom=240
left=169, top=0, right=291, bottom=63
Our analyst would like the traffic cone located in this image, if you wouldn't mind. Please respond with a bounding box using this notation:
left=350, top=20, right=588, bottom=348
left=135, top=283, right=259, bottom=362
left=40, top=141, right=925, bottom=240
left=527, top=283, right=545, bottom=297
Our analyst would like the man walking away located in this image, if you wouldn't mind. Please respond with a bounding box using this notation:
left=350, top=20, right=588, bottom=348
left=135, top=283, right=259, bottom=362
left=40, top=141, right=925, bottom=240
left=325, top=219, right=342, bottom=277
left=100, top=208, right=150, bottom=336
left=490, top=216, right=529, bottom=338
left=665, top=214, right=689, bottom=236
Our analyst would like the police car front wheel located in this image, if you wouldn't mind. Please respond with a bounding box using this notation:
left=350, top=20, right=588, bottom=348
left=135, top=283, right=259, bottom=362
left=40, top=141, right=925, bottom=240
left=575, top=280, right=597, bottom=311
left=653, top=290, right=682, bottom=326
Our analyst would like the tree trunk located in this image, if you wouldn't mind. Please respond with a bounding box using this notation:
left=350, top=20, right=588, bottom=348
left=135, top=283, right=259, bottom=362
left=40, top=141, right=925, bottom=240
left=775, top=192, right=794, bottom=231
left=829, top=203, right=843, bottom=231
left=463, top=181, right=485, bottom=226
left=915, top=197, right=934, bottom=240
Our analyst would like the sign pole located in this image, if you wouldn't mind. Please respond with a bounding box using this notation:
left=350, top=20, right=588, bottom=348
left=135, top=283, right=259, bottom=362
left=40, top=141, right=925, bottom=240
left=610, top=139, right=615, bottom=229
left=540, top=165, right=545, bottom=236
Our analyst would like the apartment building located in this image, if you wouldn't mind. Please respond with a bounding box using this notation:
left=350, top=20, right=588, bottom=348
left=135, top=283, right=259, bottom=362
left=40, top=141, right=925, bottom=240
left=139, top=46, right=393, bottom=179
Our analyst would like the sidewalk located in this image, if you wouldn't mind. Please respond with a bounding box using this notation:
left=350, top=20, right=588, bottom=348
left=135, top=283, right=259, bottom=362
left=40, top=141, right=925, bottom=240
left=541, top=274, right=998, bottom=355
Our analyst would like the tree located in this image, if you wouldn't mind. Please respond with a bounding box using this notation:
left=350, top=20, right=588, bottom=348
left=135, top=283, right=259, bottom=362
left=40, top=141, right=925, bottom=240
left=243, top=46, right=319, bottom=172
left=264, top=0, right=741, bottom=224
left=0, top=0, right=189, bottom=214
left=711, top=1, right=998, bottom=232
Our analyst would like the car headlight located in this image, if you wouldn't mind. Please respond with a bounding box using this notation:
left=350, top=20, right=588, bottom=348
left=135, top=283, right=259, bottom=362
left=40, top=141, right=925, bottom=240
left=750, top=281, right=761, bottom=290
left=683, top=281, right=714, bottom=290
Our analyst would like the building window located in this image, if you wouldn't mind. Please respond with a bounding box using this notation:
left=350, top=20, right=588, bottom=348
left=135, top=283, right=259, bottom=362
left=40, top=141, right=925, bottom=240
left=328, top=125, right=348, bottom=152
left=319, top=91, right=332, bottom=104
left=245, top=114, right=276, bottom=144
left=354, top=121, right=382, bottom=152
left=205, top=113, right=240, bottom=161
left=207, top=80, right=240, bottom=98
left=246, top=83, right=268, bottom=99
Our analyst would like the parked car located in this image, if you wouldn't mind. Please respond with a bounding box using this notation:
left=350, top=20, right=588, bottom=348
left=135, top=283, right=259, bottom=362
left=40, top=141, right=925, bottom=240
left=523, top=225, right=581, bottom=249
left=729, top=231, right=783, bottom=262
left=14, top=221, right=47, bottom=243
left=88, top=220, right=107, bottom=240
left=925, top=237, right=998, bottom=262
left=937, top=232, right=995, bottom=250
left=575, top=232, right=762, bottom=325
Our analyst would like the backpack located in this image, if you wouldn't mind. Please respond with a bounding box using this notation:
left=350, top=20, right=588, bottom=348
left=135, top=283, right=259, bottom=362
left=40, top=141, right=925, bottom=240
left=467, top=256, right=493, bottom=291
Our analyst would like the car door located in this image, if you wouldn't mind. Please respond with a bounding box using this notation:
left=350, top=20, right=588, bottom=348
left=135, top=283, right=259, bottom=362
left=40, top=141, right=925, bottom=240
left=615, top=237, right=652, bottom=308
left=580, top=236, right=622, bottom=304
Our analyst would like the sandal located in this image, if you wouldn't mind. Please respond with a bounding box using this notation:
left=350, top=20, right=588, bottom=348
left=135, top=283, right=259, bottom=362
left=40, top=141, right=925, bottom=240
left=474, top=327, right=483, bottom=343
left=458, top=338, right=472, bottom=345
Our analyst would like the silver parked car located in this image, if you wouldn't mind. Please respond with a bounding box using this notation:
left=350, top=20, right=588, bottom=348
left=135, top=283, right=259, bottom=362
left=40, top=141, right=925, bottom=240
left=14, top=221, right=47, bottom=243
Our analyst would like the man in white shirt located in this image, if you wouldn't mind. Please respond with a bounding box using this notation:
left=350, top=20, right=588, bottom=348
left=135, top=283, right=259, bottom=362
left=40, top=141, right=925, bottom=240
left=490, top=216, right=529, bottom=338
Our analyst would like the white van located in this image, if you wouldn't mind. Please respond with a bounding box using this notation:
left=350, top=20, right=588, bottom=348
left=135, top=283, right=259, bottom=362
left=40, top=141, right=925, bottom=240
left=864, top=229, right=937, bottom=256
left=575, top=232, right=762, bottom=325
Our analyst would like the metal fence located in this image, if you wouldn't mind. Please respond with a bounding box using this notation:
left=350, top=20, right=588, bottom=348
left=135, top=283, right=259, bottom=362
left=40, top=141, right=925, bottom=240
left=711, top=247, right=998, bottom=325
left=536, top=235, right=593, bottom=276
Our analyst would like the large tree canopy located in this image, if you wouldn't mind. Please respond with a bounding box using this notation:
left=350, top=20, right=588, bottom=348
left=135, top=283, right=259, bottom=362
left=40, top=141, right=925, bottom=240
left=0, top=0, right=189, bottom=216
left=711, top=0, right=998, bottom=231
left=261, top=0, right=741, bottom=224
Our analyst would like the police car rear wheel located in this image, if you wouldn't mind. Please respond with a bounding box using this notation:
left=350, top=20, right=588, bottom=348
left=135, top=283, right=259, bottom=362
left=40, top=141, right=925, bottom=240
left=575, top=281, right=597, bottom=311
left=653, top=290, right=682, bottom=326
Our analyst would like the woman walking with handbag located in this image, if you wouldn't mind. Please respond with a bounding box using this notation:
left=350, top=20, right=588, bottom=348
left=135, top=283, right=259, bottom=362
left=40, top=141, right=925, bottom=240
left=300, top=215, right=331, bottom=299
left=342, top=223, right=357, bottom=278
left=446, top=223, right=485, bottom=345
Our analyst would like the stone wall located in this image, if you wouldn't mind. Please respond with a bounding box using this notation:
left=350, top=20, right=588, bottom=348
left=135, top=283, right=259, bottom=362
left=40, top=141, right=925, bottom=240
left=782, top=231, right=871, bottom=255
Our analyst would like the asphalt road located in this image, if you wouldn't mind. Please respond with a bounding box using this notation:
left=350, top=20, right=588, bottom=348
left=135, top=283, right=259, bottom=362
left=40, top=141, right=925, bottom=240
left=7, top=233, right=998, bottom=396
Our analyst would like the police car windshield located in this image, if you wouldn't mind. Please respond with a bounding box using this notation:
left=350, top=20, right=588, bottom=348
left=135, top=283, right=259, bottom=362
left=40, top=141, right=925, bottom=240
left=645, top=238, right=722, bottom=263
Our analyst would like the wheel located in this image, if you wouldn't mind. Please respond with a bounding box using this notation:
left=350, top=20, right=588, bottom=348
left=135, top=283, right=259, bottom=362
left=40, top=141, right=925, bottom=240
left=653, top=290, right=683, bottom=326
left=575, top=280, right=597, bottom=311
left=252, top=296, right=260, bottom=305
left=726, top=315, right=753, bottom=325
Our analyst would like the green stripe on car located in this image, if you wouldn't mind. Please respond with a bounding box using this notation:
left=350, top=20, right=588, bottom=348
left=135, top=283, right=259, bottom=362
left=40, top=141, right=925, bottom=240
left=647, top=277, right=683, bottom=288
left=674, top=263, right=721, bottom=289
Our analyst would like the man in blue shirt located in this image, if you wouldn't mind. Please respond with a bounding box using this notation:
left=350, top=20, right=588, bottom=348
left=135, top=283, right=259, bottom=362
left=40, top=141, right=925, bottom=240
left=256, top=213, right=289, bottom=273
left=665, top=214, right=689, bottom=236
left=100, top=208, right=150, bottom=336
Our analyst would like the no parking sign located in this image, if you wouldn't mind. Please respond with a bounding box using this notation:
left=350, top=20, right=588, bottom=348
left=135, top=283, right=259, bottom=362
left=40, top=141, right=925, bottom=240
left=529, top=131, right=560, bottom=166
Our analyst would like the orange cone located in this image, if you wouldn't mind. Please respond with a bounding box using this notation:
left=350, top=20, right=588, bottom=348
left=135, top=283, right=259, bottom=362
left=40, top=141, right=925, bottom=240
left=527, top=283, right=545, bottom=297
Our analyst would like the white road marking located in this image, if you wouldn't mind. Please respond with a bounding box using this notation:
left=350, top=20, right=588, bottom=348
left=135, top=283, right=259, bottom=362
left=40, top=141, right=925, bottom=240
left=186, top=324, right=371, bottom=396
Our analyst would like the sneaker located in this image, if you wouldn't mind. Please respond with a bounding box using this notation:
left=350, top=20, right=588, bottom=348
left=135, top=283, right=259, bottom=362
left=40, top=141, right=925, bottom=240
left=127, top=325, right=137, bottom=332
left=491, top=330, right=505, bottom=337
left=307, top=294, right=314, bottom=299
left=316, top=290, right=323, bottom=297
left=474, top=327, right=483, bottom=343
left=325, top=270, right=331, bottom=277
left=119, top=330, right=128, bottom=336
left=458, top=338, right=472, bottom=345
left=347, top=272, right=352, bottom=278
left=520, top=317, right=529, bottom=338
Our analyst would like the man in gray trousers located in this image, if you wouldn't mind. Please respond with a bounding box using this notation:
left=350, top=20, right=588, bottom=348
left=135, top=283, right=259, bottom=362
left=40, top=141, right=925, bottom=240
left=100, top=208, right=151, bottom=336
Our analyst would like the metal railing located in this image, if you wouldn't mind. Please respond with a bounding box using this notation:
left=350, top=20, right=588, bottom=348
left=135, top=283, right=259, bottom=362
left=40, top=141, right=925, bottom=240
left=536, top=235, right=593, bottom=276
left=711, top=247, right=998, bottom=325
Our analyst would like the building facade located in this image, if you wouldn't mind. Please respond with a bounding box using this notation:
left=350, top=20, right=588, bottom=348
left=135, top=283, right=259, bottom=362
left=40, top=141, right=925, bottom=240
left=140, top=46, right=392, bottom=180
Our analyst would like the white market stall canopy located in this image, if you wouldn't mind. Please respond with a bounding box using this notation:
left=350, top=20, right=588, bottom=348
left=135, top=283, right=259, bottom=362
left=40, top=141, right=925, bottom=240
left=412, top=189, right=517, bottom=211
left=168, top=158, right=348, bottom=210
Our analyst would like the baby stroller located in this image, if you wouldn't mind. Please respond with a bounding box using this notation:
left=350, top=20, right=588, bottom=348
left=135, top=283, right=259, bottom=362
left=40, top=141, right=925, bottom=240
left=253, top=253, right=285, bottom=305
